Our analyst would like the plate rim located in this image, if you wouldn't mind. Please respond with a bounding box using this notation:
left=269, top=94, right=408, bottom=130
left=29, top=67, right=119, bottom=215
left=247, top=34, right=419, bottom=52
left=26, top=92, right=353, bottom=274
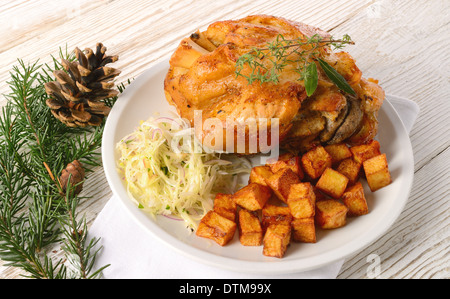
left=101, top=58, right=415, bottom=274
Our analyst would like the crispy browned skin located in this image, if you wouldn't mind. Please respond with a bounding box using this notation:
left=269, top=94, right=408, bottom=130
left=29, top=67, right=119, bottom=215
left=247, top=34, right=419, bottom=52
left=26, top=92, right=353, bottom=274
left=164, top=15, right=385, bottom=154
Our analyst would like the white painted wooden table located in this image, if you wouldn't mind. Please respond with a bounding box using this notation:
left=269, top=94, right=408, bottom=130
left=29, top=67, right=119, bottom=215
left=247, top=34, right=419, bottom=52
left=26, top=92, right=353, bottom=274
left=0, top=0, right=448, bottom=279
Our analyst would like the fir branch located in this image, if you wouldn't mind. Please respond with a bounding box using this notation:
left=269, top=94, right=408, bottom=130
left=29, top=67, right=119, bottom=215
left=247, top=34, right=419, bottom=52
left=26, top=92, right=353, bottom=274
left=0, top=47, right=123, bottom=278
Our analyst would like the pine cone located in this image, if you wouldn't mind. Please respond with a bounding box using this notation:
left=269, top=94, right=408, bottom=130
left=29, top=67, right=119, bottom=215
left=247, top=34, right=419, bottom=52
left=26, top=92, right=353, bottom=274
left=59, top=160, right=85, bottom=195
left=45, top=43, right=121, bottom=127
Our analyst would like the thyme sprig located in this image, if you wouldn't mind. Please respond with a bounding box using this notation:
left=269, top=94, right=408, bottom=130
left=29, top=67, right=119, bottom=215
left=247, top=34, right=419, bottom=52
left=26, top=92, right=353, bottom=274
left=235, top=33, right=355, bottom=96
left=0, top=48, right=125, bottom=278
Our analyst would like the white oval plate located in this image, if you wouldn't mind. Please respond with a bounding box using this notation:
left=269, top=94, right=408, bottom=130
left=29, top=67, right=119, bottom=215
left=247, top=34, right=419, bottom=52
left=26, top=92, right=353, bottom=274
left=102, top=59, right=414, bottom=274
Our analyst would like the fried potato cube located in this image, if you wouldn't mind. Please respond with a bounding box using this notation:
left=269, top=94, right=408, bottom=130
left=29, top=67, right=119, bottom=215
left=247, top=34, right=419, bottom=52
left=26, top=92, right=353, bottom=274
left=315, top=200, right=348, bottom=229
left=263, top=224, right=291, bottom=258
left=316, top=168, right=349, bottom=199
left=266, top=168, right=301, bottom=203
left=313, top=186, right=328, bottom=202
left=363, top=154, right=392, bottom=191
left=261, top=204, right=292, bottom=231
left=266, top=153, right=304, bottom=180
left=213, top=193, right=237, bottom=222
left=301, top=146, right=332, bottom=179
left=238, top=209, right=263, bottom=246
left=248, top=166, right=273, bottom=186
left=350, top=139, right=381, bottom=164
left=341, top=182, right=369, bottom=216
left=291, top=217, right=316, bottom=243
left=324, top=143, right=352, bottom=166
left=196, top=210, right=236, bottom=246
left=233, top=183, right=272, bottom=211
left=265, top=152, right=293, bottom=165
left=336, top=158, right=362, bottom=185
left=287, top=182, right=316, bottom=218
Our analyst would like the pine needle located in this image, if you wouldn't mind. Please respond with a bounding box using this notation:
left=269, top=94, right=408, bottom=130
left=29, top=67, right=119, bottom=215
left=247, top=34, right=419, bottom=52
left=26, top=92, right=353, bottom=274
left=0, top=48, right=125, bottom=279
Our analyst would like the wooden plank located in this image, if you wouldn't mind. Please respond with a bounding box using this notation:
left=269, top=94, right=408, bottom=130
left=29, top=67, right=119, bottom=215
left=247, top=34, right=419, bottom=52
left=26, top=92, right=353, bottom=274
left=0, top=0, right=373, bottom=279
left=0, top=0, right=372, bottom=100
left=0, top=0, right=105, bottom=53
left=0, top=0, right=448, bottom=279
left=327, top=0, right=450, bottom=171
left=338, top=147, right=450, bottom=278
left=332, top=0, right=450, bottom=279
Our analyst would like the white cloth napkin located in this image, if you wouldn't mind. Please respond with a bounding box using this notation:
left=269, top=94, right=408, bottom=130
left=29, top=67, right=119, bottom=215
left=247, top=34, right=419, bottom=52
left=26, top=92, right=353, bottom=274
left=88, top=95, right=419, bottom=279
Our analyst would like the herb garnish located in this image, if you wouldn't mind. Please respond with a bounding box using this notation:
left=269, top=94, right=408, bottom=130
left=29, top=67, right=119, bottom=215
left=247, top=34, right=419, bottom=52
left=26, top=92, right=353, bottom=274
left=317, top=58, right=355, bottom=95
left=235, top=33, right=355, bottom=96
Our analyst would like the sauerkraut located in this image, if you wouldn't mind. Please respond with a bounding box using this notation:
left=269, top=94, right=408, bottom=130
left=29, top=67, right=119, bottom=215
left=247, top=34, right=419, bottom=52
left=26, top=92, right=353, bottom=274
left=116, top=116, right=251, bottom=230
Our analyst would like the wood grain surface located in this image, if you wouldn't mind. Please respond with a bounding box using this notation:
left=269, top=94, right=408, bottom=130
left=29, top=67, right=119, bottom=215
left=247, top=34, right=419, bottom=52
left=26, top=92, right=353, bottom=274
left=0, top=0, right=448, bottom=279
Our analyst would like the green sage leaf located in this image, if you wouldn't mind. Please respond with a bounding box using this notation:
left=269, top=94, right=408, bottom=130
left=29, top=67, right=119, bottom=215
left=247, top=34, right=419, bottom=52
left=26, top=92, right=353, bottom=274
left=304, top=62, right=318, bottom=97
left=318, top=58, right=356, bottom=95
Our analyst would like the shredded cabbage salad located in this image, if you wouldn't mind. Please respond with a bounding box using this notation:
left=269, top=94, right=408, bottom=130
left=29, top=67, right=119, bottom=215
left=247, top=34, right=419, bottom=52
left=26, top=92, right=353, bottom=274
left=116, top=116, right=251, bottom=230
